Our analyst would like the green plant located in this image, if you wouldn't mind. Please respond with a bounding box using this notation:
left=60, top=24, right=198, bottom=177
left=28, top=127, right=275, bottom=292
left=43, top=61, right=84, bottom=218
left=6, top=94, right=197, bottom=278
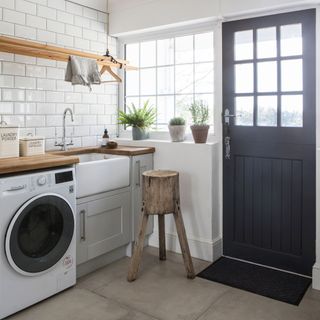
left=189, top=100, right=209, bottom=125
left=169, top=117, right=186, bottom=126
left=118, top=100, right=156, bottom=129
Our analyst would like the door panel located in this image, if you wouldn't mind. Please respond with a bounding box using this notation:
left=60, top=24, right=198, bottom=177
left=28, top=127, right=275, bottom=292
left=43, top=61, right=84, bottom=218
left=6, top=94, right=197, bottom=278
left=223, top=9, right=315, bottom=275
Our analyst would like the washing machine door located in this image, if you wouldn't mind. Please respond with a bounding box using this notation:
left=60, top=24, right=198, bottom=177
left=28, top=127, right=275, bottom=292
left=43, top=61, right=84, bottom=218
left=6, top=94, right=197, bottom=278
left=5, top=193, right=74, bottom=276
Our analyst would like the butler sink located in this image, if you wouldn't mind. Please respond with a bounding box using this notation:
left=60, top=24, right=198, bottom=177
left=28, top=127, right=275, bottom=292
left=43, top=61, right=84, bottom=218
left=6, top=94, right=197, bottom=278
left=74, top=153, right=130, bottom=198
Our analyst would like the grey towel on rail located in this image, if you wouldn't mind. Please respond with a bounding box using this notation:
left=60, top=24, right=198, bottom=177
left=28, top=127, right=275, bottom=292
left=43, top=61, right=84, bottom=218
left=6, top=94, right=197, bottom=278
left=65, top=55, right=101, bottom=90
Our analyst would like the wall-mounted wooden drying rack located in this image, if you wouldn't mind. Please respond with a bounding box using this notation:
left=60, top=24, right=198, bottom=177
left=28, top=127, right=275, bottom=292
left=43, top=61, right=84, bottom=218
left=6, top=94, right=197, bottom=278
left=0, top=36, right=137, bottom=83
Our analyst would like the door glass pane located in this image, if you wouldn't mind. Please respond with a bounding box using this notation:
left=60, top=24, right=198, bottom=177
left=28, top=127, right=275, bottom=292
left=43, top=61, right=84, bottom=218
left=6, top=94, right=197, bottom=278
left=176, top=94, right=193, bottom=123
left=234, top=30, right=253, bottom=61
left=195, top=63, right=214, bottom=93
left=125, top=71, right=139, bottom=96
left=281, top=94, right=303, bottom=127
left=195, top=32, right=214, bottom=62
left=235, top=63, right=253, bottom=93
left=257, top=95, right=277, bottom=126
left=126, top=43, right=139, bottom=67
left=257, top=61, right=277, bottom=92
left=281, top=59, right=303, bottom=91
left=157, top=95, right=174, bottom=126
left=140, top=68, right=156, bottom=95
left=157, top=38, right=174, bottom=66
left=140, top=41, right=156, bottom=67
left=175, top=35, right=193, bottom=64
left=157, top=66, right=174, bottom=94
left=235, top=96, right=254, bottom=126
left=175, top=64, right=194, bottom=94
left=281, top=24, right=302, bottom=56
left=257, top=27, right=277, bottom=59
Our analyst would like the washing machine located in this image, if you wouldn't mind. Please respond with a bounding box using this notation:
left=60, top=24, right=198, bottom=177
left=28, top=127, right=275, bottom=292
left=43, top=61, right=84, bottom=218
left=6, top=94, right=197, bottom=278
left=0, top=167, right=76, bottom=319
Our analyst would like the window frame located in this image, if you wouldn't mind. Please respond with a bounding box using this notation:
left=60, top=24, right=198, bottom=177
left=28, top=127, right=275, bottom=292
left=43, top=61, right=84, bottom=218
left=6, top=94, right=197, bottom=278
left=117, top=21, right=221, bottom=141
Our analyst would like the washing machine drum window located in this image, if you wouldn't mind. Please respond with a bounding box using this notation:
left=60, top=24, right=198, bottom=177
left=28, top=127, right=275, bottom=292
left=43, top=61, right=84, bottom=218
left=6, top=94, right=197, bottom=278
left=6, top=194, right=74, bottom=275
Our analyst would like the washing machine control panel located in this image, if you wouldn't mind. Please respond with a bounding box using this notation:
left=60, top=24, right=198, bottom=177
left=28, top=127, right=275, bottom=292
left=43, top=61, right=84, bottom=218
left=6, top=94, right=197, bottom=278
left=0, top=168, right=74, bottom=196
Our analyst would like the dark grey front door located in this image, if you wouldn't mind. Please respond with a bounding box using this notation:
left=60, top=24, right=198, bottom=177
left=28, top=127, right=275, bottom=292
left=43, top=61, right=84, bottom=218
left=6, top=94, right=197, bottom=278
left=222, top=9, right=316, bottom=275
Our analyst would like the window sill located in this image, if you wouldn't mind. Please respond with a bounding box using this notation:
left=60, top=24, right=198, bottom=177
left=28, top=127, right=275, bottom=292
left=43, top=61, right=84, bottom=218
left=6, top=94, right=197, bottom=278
left=117, top=129, right=218, bottom=143
left=115, top=135, right=220, bottom=147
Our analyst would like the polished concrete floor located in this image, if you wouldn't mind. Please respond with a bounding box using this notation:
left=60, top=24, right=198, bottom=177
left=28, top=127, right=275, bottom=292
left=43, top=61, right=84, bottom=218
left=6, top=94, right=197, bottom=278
left=8, top=247, right=320, bottom=320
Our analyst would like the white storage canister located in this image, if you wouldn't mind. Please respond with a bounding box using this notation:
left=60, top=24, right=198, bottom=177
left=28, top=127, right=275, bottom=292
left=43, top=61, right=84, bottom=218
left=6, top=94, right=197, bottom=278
left=0, top=121, right=19, bottom=158
left=19, top=135, right=45, bottom=156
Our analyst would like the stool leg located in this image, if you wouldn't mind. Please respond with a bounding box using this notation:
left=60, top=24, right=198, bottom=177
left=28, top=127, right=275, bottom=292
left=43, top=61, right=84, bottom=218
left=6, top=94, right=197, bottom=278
left=158, top=215, right=166, bottom=260
left=173, top=201, right=195, bottom=279
left=127, top=208, right=149, bottom=282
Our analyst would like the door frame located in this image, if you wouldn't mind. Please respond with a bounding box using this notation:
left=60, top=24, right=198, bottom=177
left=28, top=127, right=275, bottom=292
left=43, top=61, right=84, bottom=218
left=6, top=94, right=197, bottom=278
left=215, top=5, right=320, bottom=288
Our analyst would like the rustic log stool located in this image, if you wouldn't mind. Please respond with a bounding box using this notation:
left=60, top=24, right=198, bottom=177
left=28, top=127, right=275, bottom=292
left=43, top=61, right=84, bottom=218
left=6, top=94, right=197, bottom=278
left=127, top=170, right=195, bottom=282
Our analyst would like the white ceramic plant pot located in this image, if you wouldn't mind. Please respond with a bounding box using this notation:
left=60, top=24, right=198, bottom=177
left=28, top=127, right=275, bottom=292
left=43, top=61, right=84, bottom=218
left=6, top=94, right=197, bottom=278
left=168, top=125, right=186, bottom=142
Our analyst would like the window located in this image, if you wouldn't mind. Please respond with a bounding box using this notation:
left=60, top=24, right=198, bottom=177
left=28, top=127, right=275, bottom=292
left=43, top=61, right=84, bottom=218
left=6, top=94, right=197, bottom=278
left=234, top=23, right=304, bottom=127
left=124, top=31, right=214, bottom=131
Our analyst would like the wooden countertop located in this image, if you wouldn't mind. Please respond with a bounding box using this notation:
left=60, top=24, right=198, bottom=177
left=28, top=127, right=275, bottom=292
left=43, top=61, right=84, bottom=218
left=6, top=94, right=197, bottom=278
left=49, top=145, right=156, bottom=156
left=0, top=145, right=155, bottom=175
left=0, top=153, right=79, bottom=175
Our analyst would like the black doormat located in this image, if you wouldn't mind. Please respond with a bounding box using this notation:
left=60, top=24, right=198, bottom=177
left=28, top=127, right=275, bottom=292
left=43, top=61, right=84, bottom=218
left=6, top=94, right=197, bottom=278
left=197, top=257, right=311, bottom=305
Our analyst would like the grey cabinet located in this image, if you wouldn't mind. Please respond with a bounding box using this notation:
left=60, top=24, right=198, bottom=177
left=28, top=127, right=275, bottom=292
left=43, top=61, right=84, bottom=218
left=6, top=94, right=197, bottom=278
left=77, top=189, right=131, bottom=265
left=131, top=154, right=154, bottom=240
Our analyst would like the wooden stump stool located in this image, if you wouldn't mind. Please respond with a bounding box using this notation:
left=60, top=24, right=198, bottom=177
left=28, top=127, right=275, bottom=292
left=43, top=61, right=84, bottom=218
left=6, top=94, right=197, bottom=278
left=127, top=170, right=195, bottom=282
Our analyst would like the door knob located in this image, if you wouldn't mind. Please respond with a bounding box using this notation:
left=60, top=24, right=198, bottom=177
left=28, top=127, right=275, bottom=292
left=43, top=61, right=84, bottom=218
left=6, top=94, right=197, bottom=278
left=223, top=108, right=240, bottom=125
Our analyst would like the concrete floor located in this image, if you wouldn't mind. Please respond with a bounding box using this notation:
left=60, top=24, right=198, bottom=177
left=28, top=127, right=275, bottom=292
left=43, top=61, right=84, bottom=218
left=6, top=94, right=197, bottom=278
left=8, top=247, right=320, bottom=320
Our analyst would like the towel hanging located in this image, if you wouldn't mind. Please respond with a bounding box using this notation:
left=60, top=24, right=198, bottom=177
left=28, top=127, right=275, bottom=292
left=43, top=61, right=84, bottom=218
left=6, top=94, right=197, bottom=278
left=65, top=55, right=101, bottom=90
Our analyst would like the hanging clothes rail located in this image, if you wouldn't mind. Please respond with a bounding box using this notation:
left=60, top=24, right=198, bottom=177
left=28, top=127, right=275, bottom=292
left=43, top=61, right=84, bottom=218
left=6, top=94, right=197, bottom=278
left=0, top=36, right=136, bottom=83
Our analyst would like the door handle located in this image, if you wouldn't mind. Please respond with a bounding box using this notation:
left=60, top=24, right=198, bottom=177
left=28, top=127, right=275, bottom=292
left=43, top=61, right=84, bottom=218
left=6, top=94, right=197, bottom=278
left=80, top=210, right=86, bottom=241
left=223, top=108, right=241, bottom=125
left=135, top=160, right=141, bottom=187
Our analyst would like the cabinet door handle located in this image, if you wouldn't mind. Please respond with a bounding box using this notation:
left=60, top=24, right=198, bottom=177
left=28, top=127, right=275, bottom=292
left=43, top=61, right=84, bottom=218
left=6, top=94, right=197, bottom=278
left=135, top=160, right=141, bottom=187
left=80, top=210, right=86, bottom=241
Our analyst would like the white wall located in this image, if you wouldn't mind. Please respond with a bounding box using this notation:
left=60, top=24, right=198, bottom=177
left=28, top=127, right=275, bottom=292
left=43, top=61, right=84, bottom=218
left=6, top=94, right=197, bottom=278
left=116, top=139, right=222, bottom=261
left=313, top=6, right=320, bottom=290
left=109, top=0, right=218, bottom=36
left=109, top=0, right=317, bottom=36
left=0, top=0, right=118, bottom=149
left=71, top=0, right=107, bottom=12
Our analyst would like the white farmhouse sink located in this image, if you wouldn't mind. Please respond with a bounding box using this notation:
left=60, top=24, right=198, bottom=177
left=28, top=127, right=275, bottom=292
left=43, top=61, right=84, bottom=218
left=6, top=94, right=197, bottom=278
left=74, top=153, right=130, bottom=198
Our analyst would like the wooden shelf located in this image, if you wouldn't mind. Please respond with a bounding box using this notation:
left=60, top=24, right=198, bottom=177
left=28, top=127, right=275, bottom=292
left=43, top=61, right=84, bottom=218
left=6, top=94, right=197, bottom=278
left=0, top=36, right=137, bottom=83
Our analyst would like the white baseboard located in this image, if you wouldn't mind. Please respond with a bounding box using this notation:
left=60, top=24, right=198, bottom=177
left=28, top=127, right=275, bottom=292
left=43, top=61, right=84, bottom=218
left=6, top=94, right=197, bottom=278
left=313, top=263, right=320, bottom=290
left=148, top=232, right=222, bottom=262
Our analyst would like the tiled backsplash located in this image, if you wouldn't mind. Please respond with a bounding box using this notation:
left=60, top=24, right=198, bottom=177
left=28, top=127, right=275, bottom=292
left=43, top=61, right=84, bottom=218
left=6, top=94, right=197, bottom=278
left=0, top=0, right=119, bottom=150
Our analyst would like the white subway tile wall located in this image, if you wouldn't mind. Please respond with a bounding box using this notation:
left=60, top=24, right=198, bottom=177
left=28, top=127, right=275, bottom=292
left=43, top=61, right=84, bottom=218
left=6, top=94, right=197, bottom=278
left=0, top=0, right=118, bottom=150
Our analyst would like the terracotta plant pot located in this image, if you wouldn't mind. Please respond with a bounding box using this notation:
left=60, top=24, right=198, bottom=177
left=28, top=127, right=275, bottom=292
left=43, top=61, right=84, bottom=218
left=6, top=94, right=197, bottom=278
left=132, top=127, right=150, bottom=140
left=168, top=125, right=186, bottom=142
left=190, top=125, right=209, bottom=143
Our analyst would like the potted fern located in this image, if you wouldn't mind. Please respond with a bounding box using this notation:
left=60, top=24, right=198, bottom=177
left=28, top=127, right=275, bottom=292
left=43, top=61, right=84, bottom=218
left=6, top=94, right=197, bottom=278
left=118, top=100, right=156, bottom=140
left=168, top=117, right=186, bottom=142
left=189, top=100, right=210, bottom=143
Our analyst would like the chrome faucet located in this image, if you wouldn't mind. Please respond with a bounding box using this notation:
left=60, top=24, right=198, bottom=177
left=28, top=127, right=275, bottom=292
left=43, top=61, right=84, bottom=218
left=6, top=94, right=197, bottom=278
left=55, top=108, right=74, bottom=151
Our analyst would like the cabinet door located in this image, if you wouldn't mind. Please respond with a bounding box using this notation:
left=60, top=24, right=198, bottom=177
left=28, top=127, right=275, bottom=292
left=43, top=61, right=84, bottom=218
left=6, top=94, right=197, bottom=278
left=77, top=191, right=131, bottom=264
left=132, top=154, right=154, bottom=239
